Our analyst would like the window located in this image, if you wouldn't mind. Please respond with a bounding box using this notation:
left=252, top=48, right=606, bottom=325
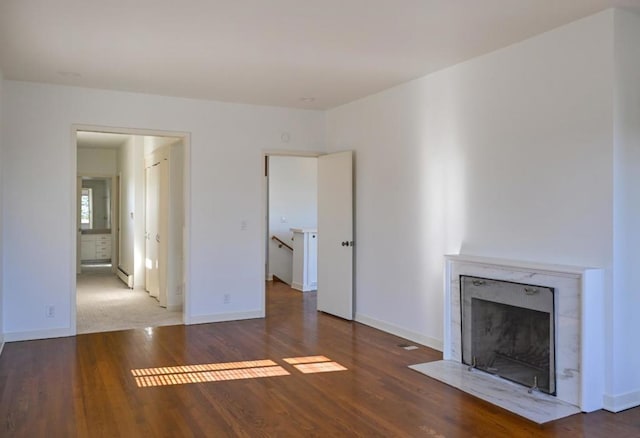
left=81, top=187, right=93, bottom=228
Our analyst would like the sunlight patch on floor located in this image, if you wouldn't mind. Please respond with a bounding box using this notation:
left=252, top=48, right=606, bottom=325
left=293, top=362, right=348, bottom=374
left=131, top=359, right=278, bottom=376
left=282, top=355, right=331, bottom=365
left=134, top=365, right=289, bottom=387
left=284, top=355, right=348, bottom=374
left=133, top=356, right=347, bottom=388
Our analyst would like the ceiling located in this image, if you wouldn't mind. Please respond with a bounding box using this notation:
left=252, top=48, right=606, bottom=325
left=1, top=0, right=639, bottom=110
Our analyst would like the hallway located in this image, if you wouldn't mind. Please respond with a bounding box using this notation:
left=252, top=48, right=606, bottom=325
left=76, top=266, right=182, bottom=334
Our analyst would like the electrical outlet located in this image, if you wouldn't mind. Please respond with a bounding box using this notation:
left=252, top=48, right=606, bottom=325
left=176, top=285, right=183, bottom=296
left=223, top=293, right=231, bottom=304
left=45, top=305, right=55, bottom=318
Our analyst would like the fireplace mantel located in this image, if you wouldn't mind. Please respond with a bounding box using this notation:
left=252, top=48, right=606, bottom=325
left=443, top=254, right=605, bottom=412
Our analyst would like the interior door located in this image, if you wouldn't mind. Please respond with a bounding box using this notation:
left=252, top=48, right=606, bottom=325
left=145, top=162, right=160, bottom=298
left=317, top=151, right=354, bottom=320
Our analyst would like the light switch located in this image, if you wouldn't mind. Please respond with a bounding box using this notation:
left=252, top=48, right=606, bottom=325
left=240, top=220, right=247, bottom=231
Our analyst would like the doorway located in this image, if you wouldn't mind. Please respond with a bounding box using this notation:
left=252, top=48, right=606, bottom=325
left=263, top=151, right=354, bottom=320
left=73, top=126, right=190, bottom=334
left=266, top=155, right=319, bottom=288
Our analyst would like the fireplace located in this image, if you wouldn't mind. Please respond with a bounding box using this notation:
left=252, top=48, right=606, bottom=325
left=409, top=255, right=606, bottom=423
left=460, top=276, right=555, bottom=395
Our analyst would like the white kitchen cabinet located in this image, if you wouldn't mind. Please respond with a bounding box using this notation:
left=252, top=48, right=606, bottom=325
left=291, top=228, right=317, bottom=292
left=80, top=233, right=112, bottom=261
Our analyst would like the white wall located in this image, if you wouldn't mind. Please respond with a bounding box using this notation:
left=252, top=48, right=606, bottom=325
left=328, top=9, right=616, bottom=382
left=268, top=156, right=318, bottom=284
left=166, top=142, right=184, bottom=309
left=117, top=135, right=146, bottom=287
left=0, top=69, right=4, bottom=346
left=1, top=82, right=324, bottom=338
left=610, top=9, right=640, bottom=411
left=133, top=137, right=146, bottom=288
left=117, top=137, right=135, bottom=277
left=77, top=147, right=117, bottom=175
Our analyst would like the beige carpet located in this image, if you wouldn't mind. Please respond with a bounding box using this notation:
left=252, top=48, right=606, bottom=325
left=76, top=265, right=182, bottom=334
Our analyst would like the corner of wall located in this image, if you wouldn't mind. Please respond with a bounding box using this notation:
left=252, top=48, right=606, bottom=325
left=0, top=68, right=5, bottom=348
left=610, top=5, right=640, bottom=405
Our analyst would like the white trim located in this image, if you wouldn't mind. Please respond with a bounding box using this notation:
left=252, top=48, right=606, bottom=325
left=355, top=313, right=444, bottom=351
left=186, top=310, right=264, bottom=325
left=603, top=390, right=640, bottom=413
left=0, top=342, right=4, bottom=357
left=5, top=328, right=74, bottom=342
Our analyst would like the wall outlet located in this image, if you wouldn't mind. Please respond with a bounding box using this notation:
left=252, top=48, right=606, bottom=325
left=223, top=293, right=231, bottom=304
left=176, top=284, right=183, bottom=296
left=45, top=305, right=55, bottom=318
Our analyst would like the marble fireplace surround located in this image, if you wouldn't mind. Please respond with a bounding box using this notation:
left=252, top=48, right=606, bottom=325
left=437, top=255, right=605, bottom=415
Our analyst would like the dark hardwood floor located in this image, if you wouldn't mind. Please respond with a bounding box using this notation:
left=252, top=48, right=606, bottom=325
left=1, top=281, right=640, bottom=437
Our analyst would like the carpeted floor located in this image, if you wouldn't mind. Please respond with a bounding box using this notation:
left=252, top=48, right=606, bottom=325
left=76, top=265, right=182, bottom=334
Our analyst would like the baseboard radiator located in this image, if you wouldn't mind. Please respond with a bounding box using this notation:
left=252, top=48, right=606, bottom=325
left=117, top=266, right=134, bottom=289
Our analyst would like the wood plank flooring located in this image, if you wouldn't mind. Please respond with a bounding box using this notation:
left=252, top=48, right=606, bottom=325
left=1, top=281, right=639, bottom=437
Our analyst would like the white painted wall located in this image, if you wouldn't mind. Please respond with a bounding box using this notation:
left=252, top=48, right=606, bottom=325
left=610, top=9, right=640, bottom=411
left=166, top=142, right=184, bottom=309
left=0, top=68, right=4, bottom=346
left=132, top=136, right=145, bottom=289
left=1, top=81, right=324, bottom=338
left=268, top=156, right=318, bottom=284
left=77, top=147, right=117, bottom=175
left=328, top=8, right=617, bottom=389
left=117, top=135, right=145, bottom=287
left=118, top=137, right=135, bottom=277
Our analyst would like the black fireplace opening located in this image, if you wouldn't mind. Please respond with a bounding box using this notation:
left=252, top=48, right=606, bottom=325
left=461, top=276, right=556, bottom=395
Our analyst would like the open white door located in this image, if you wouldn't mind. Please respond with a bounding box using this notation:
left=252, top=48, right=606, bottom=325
left=317, top=151, right=353, bottom=320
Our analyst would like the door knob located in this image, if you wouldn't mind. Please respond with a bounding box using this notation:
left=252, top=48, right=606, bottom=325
left=341, top=241, right=348, bottom=246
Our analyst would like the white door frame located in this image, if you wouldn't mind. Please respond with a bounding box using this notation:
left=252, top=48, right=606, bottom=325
left=71, top=124, right=192, bottom=334
left=260, top=150, right=323, bottom=316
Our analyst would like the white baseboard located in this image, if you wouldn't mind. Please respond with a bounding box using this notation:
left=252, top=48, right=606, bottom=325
left=186, top=310, right=264, bottom=325
left=603, top=390, right=640, bottom=412
left=355, top=313, right=443, bottom=352
left=266, top=274, right=273, bottom=281
left=4, top=327, right=74, bottom=342
left=291, top=282, right=316, bottom=292
left=117, top=267, right=133, bottom=288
